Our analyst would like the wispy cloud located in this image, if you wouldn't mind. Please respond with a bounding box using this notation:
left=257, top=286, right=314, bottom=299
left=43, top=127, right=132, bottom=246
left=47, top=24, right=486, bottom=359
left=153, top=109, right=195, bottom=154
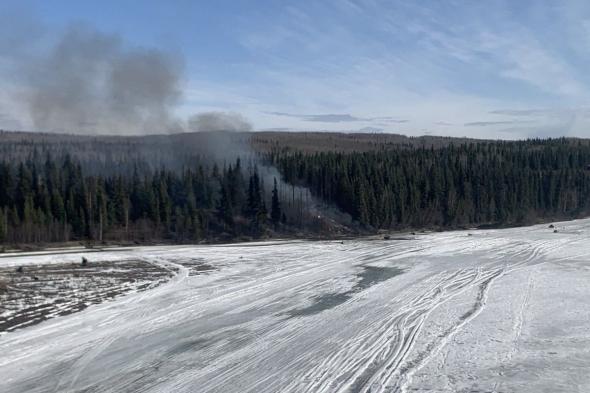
left=266, top=111, right=407, bottom=123
left=230, top=1, right=590, bottom=137
left=465, top=120, right=534, bottom=127
left=267, top=112, right=363, bottom=122
left=489, top=109, right=557, bottom=117
left=4, top=1, right=590, bottom=138
left=490, top=108, right=590, bottom=118
left=483, top=106, right=590, bottom=138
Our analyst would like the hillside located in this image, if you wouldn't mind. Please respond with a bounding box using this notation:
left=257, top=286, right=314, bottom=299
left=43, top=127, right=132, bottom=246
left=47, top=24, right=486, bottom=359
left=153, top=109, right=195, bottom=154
left=0, top=129, right=487, bottom=165
left=1, top=130, right=590, bottom=246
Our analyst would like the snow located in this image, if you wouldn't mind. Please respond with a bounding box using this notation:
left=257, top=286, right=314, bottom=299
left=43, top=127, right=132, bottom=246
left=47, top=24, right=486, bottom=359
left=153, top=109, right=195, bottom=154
left=1, top=220, right=590, bottom=392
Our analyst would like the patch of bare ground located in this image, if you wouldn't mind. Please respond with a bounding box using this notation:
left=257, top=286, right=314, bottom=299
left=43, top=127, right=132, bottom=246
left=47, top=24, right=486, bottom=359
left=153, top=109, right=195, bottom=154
left=0, top=259, right=173, bottom=334
left=172, top=257, right=217, bottom=276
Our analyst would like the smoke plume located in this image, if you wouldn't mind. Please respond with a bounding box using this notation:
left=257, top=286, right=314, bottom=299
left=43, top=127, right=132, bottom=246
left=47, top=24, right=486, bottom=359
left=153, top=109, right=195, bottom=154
left=21, top=25, right=183, bottom=134
left=188, top=111, right=253, bottom=132
left=0, top=10, right=260, bottom=136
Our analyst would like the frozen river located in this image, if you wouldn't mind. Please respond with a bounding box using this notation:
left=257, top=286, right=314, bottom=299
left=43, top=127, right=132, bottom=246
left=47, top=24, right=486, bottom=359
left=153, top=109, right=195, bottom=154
left=1, top=220, right=590, bottom=392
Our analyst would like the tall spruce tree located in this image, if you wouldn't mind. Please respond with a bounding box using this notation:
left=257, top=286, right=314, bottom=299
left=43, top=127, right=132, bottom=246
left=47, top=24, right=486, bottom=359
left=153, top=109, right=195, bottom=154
left=271, top=178, right=281, bottom=225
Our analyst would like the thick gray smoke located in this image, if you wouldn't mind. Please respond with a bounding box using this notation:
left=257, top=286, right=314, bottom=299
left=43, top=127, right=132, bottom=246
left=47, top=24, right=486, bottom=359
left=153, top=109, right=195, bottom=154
left=24, top=25, right=182, bottom=134
left=188, top=111, right=253, bottom=132
left=0, top=13, right=258, bottom=135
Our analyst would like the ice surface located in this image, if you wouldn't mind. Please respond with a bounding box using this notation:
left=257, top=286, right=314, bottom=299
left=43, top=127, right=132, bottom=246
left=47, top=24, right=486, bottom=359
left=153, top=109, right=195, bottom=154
left=1, top=220, right=590, bottom=392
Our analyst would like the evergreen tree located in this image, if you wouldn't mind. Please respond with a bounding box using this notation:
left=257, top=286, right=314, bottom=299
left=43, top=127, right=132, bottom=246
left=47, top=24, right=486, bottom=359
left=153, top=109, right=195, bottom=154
left=271, top=178, right=281, bottom=225
left=1, top=137, right=590, bottom=244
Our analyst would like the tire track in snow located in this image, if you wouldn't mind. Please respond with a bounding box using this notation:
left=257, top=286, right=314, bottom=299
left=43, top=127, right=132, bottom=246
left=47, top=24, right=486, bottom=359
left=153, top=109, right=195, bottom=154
left=396, top=267, right=505, bottom=393
left=353, top=268, right=504, bottom=393
left=83, top=234, right=547, bottom=392
left=284, top=273, right=454, bottom=393
left=391, top=236, right=553, bottom=392
left=5, top=222, right=583, bottom=393
left=501, top=266, right=535, bottom=370
left=284, top=234, right=544, bottom=393
left=279, top=268, right=502, bottom=393
left=53, top=257, right=189, bottom=393
left=144, top=242, right=426, bottom=393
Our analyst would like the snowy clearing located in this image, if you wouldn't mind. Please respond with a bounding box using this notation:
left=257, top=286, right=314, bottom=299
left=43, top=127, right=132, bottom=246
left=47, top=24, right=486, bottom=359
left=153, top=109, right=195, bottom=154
left=1, top=220, right=590, bottom=392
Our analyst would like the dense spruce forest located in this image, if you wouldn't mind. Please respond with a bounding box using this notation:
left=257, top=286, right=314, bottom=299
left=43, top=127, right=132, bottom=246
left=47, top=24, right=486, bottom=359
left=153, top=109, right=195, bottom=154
left=272, top=138, right=590, bottom=229
left=0, top=155, right=294, bottom=244
left=1, top=131, right=590, bottom=246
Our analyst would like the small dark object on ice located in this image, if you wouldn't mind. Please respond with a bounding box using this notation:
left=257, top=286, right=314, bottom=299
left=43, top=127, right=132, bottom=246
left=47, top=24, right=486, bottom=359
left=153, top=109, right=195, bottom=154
left=340, top=241, right=344, bottom=244
left=33, top=276, right=39, bottom=281
left=81, top=257, right=89, bottom=266
left=411, top=232, right=416, bottom=235
left=383, top=235, right=391, bottom=240
left=553, top=229, right=558, bottom=233
left=549, top=224, right=555, bottom=228
left=467, top=233, right=473, bottom=236
left=16, top=266, right=23, bottom=273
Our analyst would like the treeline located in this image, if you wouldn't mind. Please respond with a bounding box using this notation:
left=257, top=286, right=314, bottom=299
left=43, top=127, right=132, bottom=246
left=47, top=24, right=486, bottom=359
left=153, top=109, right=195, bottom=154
left=0, top=156, right=284, bottom=244
left=3, top=135, right=590, bottom=245
left=271, top=139, right=590, bottom=229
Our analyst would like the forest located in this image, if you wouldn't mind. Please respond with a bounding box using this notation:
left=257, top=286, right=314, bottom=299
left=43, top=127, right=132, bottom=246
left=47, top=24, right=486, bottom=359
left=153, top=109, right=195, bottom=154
left=1, top=132, right=590, bottom=245
left=0, top=155, right=289, bottom=244
left=272, top=138, right=590, bottom=229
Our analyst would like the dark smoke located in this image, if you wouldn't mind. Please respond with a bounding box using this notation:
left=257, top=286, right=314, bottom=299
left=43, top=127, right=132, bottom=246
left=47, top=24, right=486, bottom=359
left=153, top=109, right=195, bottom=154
left=24, top=25, right=183, bottom=134
left=188, top=111, right=253, bottom=132
left=0, top=13, right=258, bottom=135
left=184, top=112, right=253, bottom=159
left=0, top=11, right=354, bottom=233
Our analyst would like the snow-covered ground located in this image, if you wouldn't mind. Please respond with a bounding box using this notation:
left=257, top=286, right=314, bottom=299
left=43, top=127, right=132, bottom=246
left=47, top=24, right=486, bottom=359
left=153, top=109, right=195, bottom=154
left=1, top=220, right=590, bottom=392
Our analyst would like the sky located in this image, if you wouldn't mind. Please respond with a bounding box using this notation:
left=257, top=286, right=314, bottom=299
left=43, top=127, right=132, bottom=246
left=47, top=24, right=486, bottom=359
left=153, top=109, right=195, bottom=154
left=2, top=0, right=590, bottom=139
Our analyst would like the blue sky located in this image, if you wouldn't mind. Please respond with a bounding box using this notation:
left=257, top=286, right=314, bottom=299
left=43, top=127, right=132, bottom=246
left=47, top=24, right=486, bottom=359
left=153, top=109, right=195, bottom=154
left=2, top=0, right=590, bottom=138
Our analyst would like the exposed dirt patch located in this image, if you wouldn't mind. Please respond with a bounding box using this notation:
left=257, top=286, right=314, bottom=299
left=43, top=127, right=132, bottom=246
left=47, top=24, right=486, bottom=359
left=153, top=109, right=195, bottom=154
left=172, top=257, right=217, bottom=276
left=0, top=259, right=173, bottom=334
